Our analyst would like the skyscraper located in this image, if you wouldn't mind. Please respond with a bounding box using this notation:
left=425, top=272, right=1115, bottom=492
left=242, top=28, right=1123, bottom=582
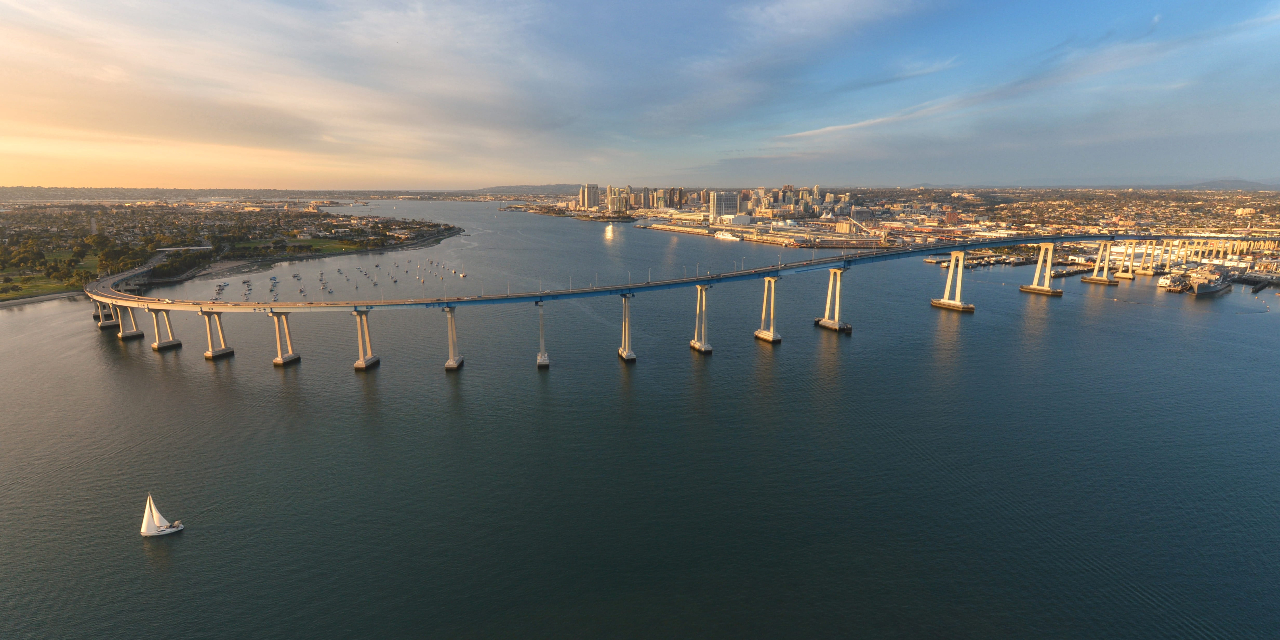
left=579, top=184, right=599, bottom=210
left=710, top=191, right=739, bottom=221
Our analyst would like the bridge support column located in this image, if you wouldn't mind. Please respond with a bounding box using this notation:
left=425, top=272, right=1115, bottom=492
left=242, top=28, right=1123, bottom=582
left=1136, top=240, right=1158, bottom=275
left=444, top=306, right=463, bottom=370
left=618, top=294, right=636, bottom=361
left=149, top=309, right=181, bottom=350
left=754, top=277, right=782, bottom=343
left=114, top=305, right=144, bottom=340
left=352, top=309, right=379, bottom=370
left=535, top=302, right=549, bottom=368
left=1020, top=243, right=1063, bottom=296
left=1082, top=241, right=1118, bottom=284
left=932, top=251, right=975, bottom=312
left=815, top=268, right=851, bottom=332
left=268, top=311, right=299, bottom=366
left=95, top=301, right=119, bottom=329
left=690, top=285, right=712, bottom=353
left=1115, top=241, right=1135, bottom=279
left=198, top=310, right=233, bottom=359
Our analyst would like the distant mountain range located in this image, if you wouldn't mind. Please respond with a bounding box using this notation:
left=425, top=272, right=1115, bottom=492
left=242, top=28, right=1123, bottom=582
left=1176, top=179, right=1279, bottom=191
left=469, top=184, right=580, bottom=195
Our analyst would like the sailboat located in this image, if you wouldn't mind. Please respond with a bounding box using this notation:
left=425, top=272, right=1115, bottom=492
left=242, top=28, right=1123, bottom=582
left=140, top=493, right=184, bottom=537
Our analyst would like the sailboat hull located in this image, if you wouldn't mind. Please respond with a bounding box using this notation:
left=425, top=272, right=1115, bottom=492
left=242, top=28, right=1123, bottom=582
left=141, top=523, right=184, bottom=537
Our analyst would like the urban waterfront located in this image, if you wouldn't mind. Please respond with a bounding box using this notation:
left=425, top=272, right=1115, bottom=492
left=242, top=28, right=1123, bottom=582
left=3, top=201, right=1279, bottom=637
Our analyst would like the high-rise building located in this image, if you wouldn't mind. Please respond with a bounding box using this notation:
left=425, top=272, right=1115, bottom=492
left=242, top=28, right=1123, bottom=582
left=710, top=191, right=739, bottom=221
left=579, top=184, right=599, bottom=210
left=606, top=185, right=629, bottom=213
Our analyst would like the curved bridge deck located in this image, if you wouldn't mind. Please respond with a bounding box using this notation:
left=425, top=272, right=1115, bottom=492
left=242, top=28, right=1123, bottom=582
left=85, top=234, right=1248, bottom=313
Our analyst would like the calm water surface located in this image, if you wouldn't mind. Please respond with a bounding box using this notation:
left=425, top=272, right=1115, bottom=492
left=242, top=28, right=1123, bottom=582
left=2, top=201, right=1279, bottom=638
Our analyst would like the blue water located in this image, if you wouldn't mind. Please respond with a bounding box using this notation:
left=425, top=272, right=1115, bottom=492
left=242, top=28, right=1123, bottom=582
left=2, top=201, right=1278, bottom=638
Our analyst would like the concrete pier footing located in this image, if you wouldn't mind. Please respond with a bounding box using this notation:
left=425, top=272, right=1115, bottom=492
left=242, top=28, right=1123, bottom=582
left=205, top=346, right=235, bottom=360
left=754, top=329, right=782, bottom=343
left=1018, top=285, right=1063, bottom=296
left=815, top=318, right=852, bottom=333
left=274, top=353, right=301, bottom=366
left=930, top=298, right=976, bottom=312
left=1081, top=276, right=1118, bottom=285
left=152, top=339, right=182, bottom=351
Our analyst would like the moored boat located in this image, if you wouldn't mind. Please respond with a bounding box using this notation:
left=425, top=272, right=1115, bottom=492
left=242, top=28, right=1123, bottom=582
left=1188, top=268, right=1232, bottom=296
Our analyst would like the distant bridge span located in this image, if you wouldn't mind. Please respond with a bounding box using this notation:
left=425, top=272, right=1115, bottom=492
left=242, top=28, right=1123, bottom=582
left=86, top=234, right=1252, bottom=313
left=82, top=233, right=1269, bottom=367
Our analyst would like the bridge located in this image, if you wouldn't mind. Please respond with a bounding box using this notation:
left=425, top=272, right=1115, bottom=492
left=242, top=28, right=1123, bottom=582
left=84, top=234, right=1274, bottom=369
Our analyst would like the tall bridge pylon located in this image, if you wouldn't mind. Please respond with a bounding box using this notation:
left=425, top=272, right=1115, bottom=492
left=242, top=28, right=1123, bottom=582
left=815, top=268, right=851, bottom=333
left=1020, top=243, right=1063, bottom=296
left=931, top=251, right=975, bottom=312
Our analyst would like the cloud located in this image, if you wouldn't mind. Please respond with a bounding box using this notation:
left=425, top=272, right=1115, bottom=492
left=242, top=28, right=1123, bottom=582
left=829, top=57, right=959, bottom=94
left=781, top=8, right=1280, bottom=141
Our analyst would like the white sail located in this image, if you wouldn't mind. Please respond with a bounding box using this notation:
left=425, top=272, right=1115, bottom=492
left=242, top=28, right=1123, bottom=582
left=141, top=495, right=158, bottom=535
left=149, top=495, right=171, bottom=528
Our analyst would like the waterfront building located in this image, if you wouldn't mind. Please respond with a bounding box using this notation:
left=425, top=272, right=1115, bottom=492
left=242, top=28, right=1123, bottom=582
left=579, top=184, right=599, bottom=210
left=710, top=191, right=740, bottom=221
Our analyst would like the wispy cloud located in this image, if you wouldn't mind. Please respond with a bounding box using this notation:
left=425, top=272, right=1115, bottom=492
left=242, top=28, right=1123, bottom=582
left=781, top=8, right=1280, bottom=140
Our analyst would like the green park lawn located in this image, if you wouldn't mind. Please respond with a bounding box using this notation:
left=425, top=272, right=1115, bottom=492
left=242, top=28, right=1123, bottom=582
left=0, top=252, right=99, bottom=302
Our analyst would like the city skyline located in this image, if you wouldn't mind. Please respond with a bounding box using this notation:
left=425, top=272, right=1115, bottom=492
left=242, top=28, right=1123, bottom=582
left=1, top=0, right=1279, bottom=189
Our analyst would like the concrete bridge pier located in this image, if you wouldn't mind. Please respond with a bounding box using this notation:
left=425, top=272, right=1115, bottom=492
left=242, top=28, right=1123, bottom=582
left=535, top=301, right=549, bottom=368
left=754, top=277, right=782, bottom=343
left=268, top=311, right=300, bottom=366
left=114, top=305, right=144, bottom=340
left=352, top=309, right=379, bottom=370
left=148, top=309, right=181, bottom=350
left=1020, top=243, right=1063, bottom=296
left=1136, top=240, right=1159, bottom=275
left=618, top=294, right=636, bottom=361
left=932, top=251, right=975, bottom=312
left=1115, top=241, right=1136, bottom=279
left=1082, top=241, right=1118, bottom=284
left=815, top=268, right=851, bottom=332
left=444, top=306, right=463, bottom=370
left=690, top=285, right=712, bottom=353
left=198, top=310, right=234, bottom=360
left=95, top=301, right=119, bottom=329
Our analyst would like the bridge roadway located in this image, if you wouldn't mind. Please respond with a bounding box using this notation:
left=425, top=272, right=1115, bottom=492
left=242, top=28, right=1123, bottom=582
left=84, top=234, right=1249, bottom=313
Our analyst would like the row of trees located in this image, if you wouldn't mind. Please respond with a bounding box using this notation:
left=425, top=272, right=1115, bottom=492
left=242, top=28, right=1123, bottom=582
left=150, top=250, right=213, bottom=279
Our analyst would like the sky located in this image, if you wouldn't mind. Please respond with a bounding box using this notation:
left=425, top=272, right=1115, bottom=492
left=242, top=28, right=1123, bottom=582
left=1, top=0, right=1279, bottom=189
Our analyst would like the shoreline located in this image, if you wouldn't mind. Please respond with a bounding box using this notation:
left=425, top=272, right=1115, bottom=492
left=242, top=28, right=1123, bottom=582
left=0, top=228, right=463, bottom=310
left=146, top=227, right=464, bottom=286
left=0, top=291, right=86, bottom=310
